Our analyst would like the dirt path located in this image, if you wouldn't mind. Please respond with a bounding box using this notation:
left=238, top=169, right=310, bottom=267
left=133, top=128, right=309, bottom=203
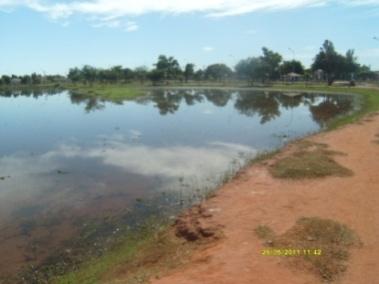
left=152, top=113, right=379, bottom=284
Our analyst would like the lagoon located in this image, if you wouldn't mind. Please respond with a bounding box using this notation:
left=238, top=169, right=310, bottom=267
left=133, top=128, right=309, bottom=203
left=0, top=88, right=356, bottom=279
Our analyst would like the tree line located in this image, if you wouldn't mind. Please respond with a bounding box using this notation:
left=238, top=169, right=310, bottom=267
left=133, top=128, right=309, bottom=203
left=0, top=40, right=377, bottom=86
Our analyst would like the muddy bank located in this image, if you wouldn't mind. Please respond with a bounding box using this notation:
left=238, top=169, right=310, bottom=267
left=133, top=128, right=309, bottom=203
left=146, top=112, right=379, bottom=284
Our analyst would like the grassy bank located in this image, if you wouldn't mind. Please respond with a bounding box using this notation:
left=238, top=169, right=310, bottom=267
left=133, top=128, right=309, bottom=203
left=65, top=83, right=144, bottom=102
left=0, top=83, right=62, bottom=92
left=53, top=223, right=193, bottom=284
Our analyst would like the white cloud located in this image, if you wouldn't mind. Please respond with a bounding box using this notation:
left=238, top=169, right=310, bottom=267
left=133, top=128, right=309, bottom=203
left=203, top=46, right=215, bottom=52
left=1, top=0, right=379, bottom=30
left=245, top=29, right=257, bottom=35
left=2, top=0, right=379, bottom=20
left=125, top=21, right=138, bottom=32
left=91, top=16, right=139, bottom=31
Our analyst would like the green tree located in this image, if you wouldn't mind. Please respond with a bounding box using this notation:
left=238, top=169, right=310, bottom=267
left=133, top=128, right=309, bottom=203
left=31, top=73, right=42, bottom=84
left=235, top=58, right=252, bottom=80
left=20, top=75, right=32, bottom=84
left=343, top=49, right=359, bottom=80
left=356, top=65, right=377, bottom=80
left=148, top=69, right=165, bottom=84
left=194, top=69, right=204, bottom=81
left=110, top=65, right=123, bottom=82
left=81, top=65, right=97, bottom=84
left=261, top=47, right=282, bottom=80
left=1, top=75, right=11, bottom=85
left=68, top=67, right=82, bottom=83
left=184, top=63, right=195, bottom=82
left=235, top=48, right=282, bottom=83
left=235, top=57, right=268, bottom=83
left=134, top=66, right=148, bottom=84
left=279, top=60, right=305, bottom=75
left=154, top=55, right=182, bottom=81
left=311, top=40, right=345, bottom=85
left=204, top=64, right=233, bottom=81
left=123, top=68, right=134, bottom=82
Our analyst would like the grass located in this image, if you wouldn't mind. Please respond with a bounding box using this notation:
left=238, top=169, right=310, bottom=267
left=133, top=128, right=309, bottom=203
left=254, top=225, right=275, bottom=240
left=66, top=83, right=144, bottom=102
left=256, top=217, right=361, bottom=281
left=249, top=150, right=281, bottom=165
left=0, top=83, right=61, bottom=90
left=269, top=141, right=353, bottom=179
left=373, top=133, right=379, bottom=144
left=52, top=224, right=193, bottom=284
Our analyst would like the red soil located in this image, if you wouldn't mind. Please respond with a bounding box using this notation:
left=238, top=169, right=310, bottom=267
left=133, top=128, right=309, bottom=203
left=152, top=113, right=379, bottom=284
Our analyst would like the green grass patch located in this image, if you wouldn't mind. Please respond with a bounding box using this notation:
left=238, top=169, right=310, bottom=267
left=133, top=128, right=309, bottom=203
left=52, top=225, right=192, bottom=284
left=255, top=225, right=275, bottom=240
left=269, top=141, right=353, bottom=179
left=248, top=149, right=281, bottom=165
left=259, top=217, right=361, bottom=281
left=66, top=83, right=144, bottom=102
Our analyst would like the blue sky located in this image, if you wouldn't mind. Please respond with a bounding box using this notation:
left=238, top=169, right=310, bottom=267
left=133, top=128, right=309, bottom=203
left=1, top=0, right=379, bottom=75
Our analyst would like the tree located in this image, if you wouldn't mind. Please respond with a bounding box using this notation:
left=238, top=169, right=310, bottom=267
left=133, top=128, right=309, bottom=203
left=204, top=64, right=233, bottom=81
left=110, top=65, right=123, bottom=82
left=123, top=68, right=134, bottom=82
left=134, top=66, right=148, bottom=84
left=20, top=75, right=32, bottom=84
left=356, top=65, right=377, bottom=81
left=279, top=60, right=305, bottom=75
left=235, top=57, right=268, bottom=83
left=81, top=65, right=97, bottom=84
left=184, top=63, right=195, bottom=82
left=235, top=58, right=252, bottom=80
left=154, top=55, right=182, bottom=81
left=31, top=73, right=42, bottom=84
left=343, top=49, right=359, bottom=80
left=148, top=69, right=165, bottom=84
left=68, top=67, right=82, bottom=83
left=235, top=48, right=282, bottom=83
left=1, top=75, right=11, bottom=85
left=311, top=40, right=345, bottom=85
left=261, top=47, right=282, bottom=80
left=194, top=69, right=204, bottom=81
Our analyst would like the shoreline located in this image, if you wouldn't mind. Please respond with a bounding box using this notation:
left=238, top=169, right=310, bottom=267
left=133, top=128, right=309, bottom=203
left=5, top=85, right=378, bottom=283
left=147, top=108, right=379, bottom=284
left=107, top=86, right=379, bottom=284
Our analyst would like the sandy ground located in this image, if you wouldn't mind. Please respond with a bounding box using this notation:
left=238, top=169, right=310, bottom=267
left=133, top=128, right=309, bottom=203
left=152, top=113, right=379, bottom=284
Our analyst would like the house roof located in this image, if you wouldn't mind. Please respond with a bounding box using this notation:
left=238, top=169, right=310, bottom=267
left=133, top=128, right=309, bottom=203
left=285, top=72, right=303, bottom=77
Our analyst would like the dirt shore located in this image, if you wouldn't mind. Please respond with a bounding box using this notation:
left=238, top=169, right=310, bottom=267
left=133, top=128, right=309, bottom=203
left=151, top=113, right=379, bottom=284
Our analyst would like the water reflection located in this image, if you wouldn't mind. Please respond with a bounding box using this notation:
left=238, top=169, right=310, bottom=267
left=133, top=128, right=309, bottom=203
left=137, top=89, right=355, bottom=126
left=0, top=88, right=357, bottom=279
left=0, top=88, right=356, bottom=127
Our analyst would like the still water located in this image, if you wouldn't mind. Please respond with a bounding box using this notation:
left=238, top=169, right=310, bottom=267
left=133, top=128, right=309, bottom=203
left=0, top=88, right=357, bottom=279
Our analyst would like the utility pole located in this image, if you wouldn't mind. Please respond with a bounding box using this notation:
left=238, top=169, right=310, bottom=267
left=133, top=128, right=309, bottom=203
left=288, top=48, right=295, bottom=60
left=288, top=48, right=295, bottom=74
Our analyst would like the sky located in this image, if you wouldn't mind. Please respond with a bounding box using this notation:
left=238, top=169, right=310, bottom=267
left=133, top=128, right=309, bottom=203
left=1, top=0, right=379, bottom=75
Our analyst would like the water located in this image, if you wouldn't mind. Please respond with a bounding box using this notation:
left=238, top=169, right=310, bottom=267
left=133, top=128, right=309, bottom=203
left=0, top=88, right=356, bottom=279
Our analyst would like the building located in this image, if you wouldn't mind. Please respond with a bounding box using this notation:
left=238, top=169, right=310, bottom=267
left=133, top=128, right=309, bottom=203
left=282, top=72, right=303, bottom=82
